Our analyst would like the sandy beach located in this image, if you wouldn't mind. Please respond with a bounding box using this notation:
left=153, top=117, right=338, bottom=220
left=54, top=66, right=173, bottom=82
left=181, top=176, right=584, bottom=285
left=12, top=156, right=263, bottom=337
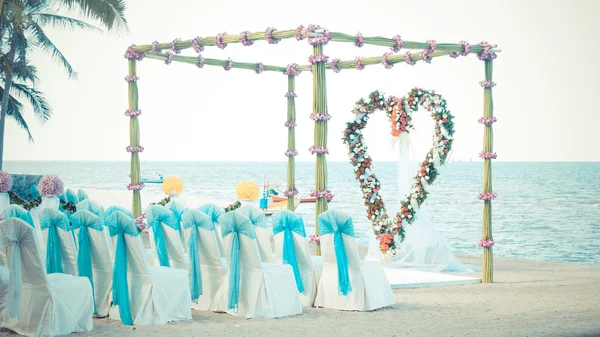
left=10, top=254, right=593, bottom=337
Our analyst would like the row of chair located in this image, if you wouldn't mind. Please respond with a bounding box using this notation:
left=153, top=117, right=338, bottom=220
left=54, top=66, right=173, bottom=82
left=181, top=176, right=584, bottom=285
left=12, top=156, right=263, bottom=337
left=0, top=198, right=394, bottom=336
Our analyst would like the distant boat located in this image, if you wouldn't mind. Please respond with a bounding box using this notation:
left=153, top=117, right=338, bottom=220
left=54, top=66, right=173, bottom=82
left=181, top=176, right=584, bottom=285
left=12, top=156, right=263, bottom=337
left=264, top=197, right=300, bottom=216
left=141, top=169, right=164, bottom=184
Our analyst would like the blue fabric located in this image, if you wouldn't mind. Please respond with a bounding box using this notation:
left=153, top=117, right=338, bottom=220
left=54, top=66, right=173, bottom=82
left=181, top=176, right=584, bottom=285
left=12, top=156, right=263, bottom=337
left=65, top=189, right=79, bottom=203
left=105, top=205, right=133, bottom=219
left=181, top=210, right=213, bottom=301
left=318, top=209, right=355, bottom=296
left=220, top=212, right=256, bottom=310
left=77, top=189, right=89, bottom=201
left=198, top=203, right=224, bottom=225
left=167, top=199, right=186, bottom=226
left=30, top=184, right=41, bottom=199
left=236, top=205, right=267, bottom=228
left=39, top=208, right=71, bottom=274
left=272, top=210, right=306, bottom=292
left=146, top=205, right=178, bottom=267
left=106, top=211, right=139, bottom=325
left=3, top=205, right=35, bottom=228
left=71, top=210, right=103, bottom=314
left=77, top=200, right=107, bottom=228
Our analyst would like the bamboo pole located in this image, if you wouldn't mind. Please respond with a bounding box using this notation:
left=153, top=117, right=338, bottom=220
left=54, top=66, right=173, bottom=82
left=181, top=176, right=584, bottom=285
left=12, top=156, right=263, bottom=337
left=131, top=28, right=492, bottom=55
left=143, top=48, right=499, bottom=74
left=312, top=44, right=329, bottom=256
left=128, top=60, right=142, bottom=217
left=286, top=75, right=297, bottom=211
left=482, top=59, right=494, bottom=283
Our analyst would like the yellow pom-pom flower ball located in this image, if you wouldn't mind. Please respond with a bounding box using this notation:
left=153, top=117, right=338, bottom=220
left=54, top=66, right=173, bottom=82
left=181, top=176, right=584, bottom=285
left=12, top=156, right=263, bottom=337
left=236, top=181, right=259, bottom=201
left=162, top=176, right=184, bottom=196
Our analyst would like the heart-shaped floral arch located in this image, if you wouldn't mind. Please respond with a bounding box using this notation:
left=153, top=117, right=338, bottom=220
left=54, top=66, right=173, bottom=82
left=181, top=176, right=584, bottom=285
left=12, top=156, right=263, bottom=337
left=342, top=88, right=455, bottom=256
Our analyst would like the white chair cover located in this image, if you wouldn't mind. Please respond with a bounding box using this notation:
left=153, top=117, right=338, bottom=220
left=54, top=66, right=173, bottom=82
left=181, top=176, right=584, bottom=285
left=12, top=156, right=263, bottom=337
left=198, top=204, right=226, bottom=259
left=77, top=199, right=114, bottom=260
left=71, top=210, right=113, bottom=317
left=1, top=204, right=36, bottom=266
left=38, top=208, right=78, bottom=275
left=30, top=196, right=60, bottom=256
left=166, top=197, right=188, bottom=253
left=237, top=205, right=274, bottom=263
left=314, top=210, right=394, bottom=311
left=272, top=210, right=319, bottom=307
left=106, top=211, right=191, bottom=326
left=181, top=210, right=227, bottom=311
left=210, top=212, right=302, bottom=318
left=146, top=205, right=187, bottom=270
left=0, top=218, right=93, bottom=336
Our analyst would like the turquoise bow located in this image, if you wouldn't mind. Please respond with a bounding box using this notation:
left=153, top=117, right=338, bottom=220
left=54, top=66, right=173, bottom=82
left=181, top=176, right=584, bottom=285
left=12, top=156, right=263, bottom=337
left=71, top=210, right=103, bottom=315
left=39, top=208, right=71, bottom=274
left=77, top=200, right=107, bottom=228
left=3, top=205, right=34, bottom=228
left=220, top=212, right=256, bottom=310
left=272, top=210, right=306, bottom=293
left=65, top=189, right=79, bottom=204
left=198, top=203, right=224, bottom=225
left=105, top=205, right=133, bottom=219
left=181, top=209, right=213, bottom=301
left=77, top=189, right=89, bottom=201
left=237, top=205, right=267, bottom=228
left=318, top=209, right=355, bottom=296
left=106, top=211, right=138, bottom=325
left=146, top=205, right=178, bottom=267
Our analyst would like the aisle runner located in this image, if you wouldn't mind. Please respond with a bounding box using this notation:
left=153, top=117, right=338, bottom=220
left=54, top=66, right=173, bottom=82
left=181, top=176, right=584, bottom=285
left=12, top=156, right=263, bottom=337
left=382, top=268, right=481, bottom=289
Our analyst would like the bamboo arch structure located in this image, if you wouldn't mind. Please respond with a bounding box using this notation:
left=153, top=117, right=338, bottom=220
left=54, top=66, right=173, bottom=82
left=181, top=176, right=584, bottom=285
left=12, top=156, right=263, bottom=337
left=123, top=25, right=499, bottom=283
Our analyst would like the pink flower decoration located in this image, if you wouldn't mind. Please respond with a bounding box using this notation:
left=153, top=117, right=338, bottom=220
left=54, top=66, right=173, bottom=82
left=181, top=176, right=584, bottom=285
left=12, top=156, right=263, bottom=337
left=265, top=27, right=279, bottom=44
left=124, top=75, right=139, bottom=82
left=391, top=35, right=403, bottom=52
left=284, top=121, right=297, bottom=128
left=310, top=190, right=332, bottom=198
left=124, top=44, right=145, bottom=61
left=192, top=36, right=204, bottom=53
left=215, top=32, right=228, bottom=49
left=38, top=175, right=64, bottom=196
left=283, top=188, right=299, bottom=197
left=284, top=64, right=300, bottom=76
left=354, top=32, right=365, bottom=47
left=135, top=214, right=148, bottom=232
left=239, top=31, right=254, bottom=46
left=285, top=150, right=299, bottom=157
left=284, top=92, right=297, bottom=98
left=479, top=80, right=496, bottom=88
left=478, top=117, right=497, bottom=125
left=309, top=145, right=329, bottom=155
left=295, top=25, right=305, bottom=41
left=478, top=192, right=497, bottom=201
left=126, top=146, right=144, bottom=153
left=0, top=213, right=4, bottom=221
left=127, top=183, right=145, bottom=191
left=331, top=58, right=341, bottom=73
left=310, top=113, right=331, bottom=121
left=0, top=171, right=14, bottom=193
left=404, top=51, right=416, bottom=66
left=309, top=234, right=320, bottom=243
left=125, top=109, right=142, bottom=117
left=479, top=151, right=497, bottom=159
left=170, top=38, right=182, bottom=54
left=478, top=239, right=495, bottom=248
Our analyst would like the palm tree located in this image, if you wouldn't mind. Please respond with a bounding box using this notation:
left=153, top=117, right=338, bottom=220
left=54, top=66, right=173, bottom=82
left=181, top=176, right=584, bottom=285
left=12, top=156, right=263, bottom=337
left=0, top=0, right=127, bottom=170
left=0, top=61, right=52, bottom=141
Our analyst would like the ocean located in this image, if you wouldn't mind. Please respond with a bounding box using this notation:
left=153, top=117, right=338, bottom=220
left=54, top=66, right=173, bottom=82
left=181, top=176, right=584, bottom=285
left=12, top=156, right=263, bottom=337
left=5, top=161, right=600, bottom=267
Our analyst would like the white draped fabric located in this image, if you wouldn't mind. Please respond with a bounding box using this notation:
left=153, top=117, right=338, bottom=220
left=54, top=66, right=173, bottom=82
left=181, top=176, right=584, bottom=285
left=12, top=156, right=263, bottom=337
left=367, top=132, right=473, bottom=273
left=0, top=218, right=93, bottom=336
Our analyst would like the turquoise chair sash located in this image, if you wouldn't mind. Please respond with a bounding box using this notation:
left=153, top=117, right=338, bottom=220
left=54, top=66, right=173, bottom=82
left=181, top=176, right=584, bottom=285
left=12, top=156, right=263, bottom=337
left=181, top=209, right=213, bottom=301
left=106, top=211, right=138, bottom=325
left=220, top=212, right=256, bottom=310
left=272, top=210, right=306, bottom=293
left=105, top=205, right=133, bottom=219
left=30, top=184, right=41, bottom=199
left=39, top=208, right=71, bottom=274
left=198, top=204, right=224, bottom=225
left=318, top=209, right=355, bottom=296
left=71, top=210, right=103, bottom=314
left=3, top=205, right=34, bottom=228
left=146, top=205, right=178, bottom=267
left=167, top=199, right=186, bottom=226
left=77, top=200, right=107, bottom=228
left=65, top=189, right=79, bottom=203
left=237, top=205, right=267, bottom=228
left=77, top=189, right=89, bottom=201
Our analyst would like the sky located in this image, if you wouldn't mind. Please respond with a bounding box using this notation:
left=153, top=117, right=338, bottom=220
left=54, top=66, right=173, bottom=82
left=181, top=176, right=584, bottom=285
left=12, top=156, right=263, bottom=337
left=4, top=0, right=600, bottom=162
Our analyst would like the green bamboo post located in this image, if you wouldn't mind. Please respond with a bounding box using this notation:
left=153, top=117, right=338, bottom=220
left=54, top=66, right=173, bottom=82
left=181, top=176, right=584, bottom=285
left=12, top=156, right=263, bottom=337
left=312, top=44, right=329, bottom=256
left=482, top=59, right=494, bottom=283
left=128, top=60, right=142, bottom=218
left=286, top=75, right=297, bottom=211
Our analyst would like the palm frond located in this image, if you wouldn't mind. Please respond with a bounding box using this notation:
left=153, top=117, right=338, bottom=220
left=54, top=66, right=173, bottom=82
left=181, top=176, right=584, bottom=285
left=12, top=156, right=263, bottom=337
left=0, top=84, right=34, bottom=142
left=10, top=82, right=52, bottom=122
left=52, top=0, right=128, bottom=33
left=11, top=61, right=39, bottom=83
left=27, top=21, right=77, bottom=78
left=31, top=12, right=101, bottom=32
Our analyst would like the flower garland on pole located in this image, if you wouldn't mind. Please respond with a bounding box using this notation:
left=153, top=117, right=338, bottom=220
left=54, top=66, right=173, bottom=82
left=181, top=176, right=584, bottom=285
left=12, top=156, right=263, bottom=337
left=342, top=89, right=455, bottom=256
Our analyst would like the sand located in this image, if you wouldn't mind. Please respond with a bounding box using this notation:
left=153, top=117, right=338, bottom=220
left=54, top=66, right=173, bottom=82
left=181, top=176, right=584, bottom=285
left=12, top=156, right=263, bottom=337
left=3, top=189, right=600, bottom=336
